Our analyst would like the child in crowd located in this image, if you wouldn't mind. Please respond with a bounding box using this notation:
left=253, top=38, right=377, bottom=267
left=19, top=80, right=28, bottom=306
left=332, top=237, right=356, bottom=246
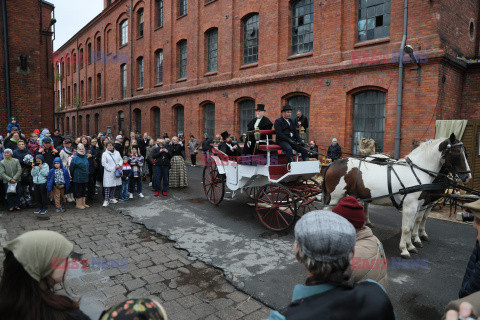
left=129, top=146, right=144, bottom=198
left=120, top=156, right=132, bottom=201
left=46, top=157, right=71, bottom=213
left=31, top=155, right=49, bottom=219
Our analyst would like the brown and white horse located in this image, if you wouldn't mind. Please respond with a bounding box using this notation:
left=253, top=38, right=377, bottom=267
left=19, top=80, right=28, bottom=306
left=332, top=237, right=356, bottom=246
left=323, top=133, right=471, bottom=258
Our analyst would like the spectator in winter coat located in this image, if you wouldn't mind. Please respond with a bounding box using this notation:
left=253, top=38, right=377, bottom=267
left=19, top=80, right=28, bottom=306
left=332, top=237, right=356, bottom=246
left=69, top=144, right=90, bottom=210
left=31, top=155, right=49, bottom=218
left=0, top=148, right=22, bottom=211
left=51, top=129, right=64, bottom=149
left=13, top=140, right=31, bottom=162
left=27, top=138, right=39, bottom=155
left=129, top=146, right=144, bottom=198
left=327, top=138, right=342, bottom=161
left=101, top=141, right=122, bottom=207
left=333, top=196, right=388, bottom=290
left=46, top=157, right=71, bottom=213
left=35, top=137, right=58, bottom=168
left=145, top=139, right=156, bottom=187
left=294, top=110, right=309, bottom=131
left=187, top=135, right=200, bottom=167
left=4, top=132, right=21, bottom=150
left=114, top=135, right=124, bottom=156
left=6, top=117, right=21, bottom=133
left=152, top=139, right=172, bottom=197
left=138, top=132, right=150, bottom=158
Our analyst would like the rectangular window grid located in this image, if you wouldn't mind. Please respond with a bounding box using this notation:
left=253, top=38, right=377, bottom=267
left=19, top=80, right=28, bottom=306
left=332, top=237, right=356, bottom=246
left=121, top=64, right=127, bottom=98
left=240, top=100, right=255, bottom=134
left=178, top=41, right=187, bottom=79
left=156, top=0, right=164, bottom=27
left=156, top=50, right=163, bottom=84
left=204, top=103, right=215, bottom=139
left=292, top=0, right=314, bottom=55
left=97, top=74, right=101, bottom=98
left=357, top=0, right=390, bottom=42
left=121, top=20, right=128, bottom=46
left=138, top=58, right=144, bottom=88
left=179, top=0, right=188, bottom=16
left=207, top=30, right=218, bottom=73
left=243, top=15, right=259, bottom=65
left=138, top=11, right=144, bottom=37
left=177, top=107, right=184, bottom=134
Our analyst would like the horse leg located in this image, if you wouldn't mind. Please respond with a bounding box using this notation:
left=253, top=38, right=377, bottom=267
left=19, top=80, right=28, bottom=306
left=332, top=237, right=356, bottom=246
left=364, top=202, right=374, bottom=228
left=412, top=207, right=424, bottom=248
left=419, top=205, right=432, bottom=242
left=400, top=203, right=418, bottom=258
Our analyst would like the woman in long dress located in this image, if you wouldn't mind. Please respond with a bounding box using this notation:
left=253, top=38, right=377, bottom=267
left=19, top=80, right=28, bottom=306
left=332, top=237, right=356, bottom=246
left=169, top=136, right=188, bottom=188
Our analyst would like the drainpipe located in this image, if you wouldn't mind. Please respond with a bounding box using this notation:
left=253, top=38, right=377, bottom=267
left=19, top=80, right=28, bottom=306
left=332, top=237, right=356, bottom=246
left=394, top=0, right=408, bottom=159
left=1, top=0, right=11, bottom=122
left=129, top=0, right=133, bottom=133
left=76, top=37, right=80, bottom=138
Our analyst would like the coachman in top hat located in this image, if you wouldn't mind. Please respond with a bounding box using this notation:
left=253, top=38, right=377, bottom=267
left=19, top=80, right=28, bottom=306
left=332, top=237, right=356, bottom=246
left=243, top=104, right=274, bottom=155
left=274, top=105, right=309, bottom=163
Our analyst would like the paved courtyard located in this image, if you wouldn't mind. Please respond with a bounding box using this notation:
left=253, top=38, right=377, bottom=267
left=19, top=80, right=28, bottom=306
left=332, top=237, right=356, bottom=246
left=0, top=198, right=271, bottom=320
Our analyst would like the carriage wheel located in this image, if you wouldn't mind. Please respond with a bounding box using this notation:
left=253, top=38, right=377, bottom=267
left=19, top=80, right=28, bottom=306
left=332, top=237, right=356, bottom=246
left=203, top=161, right=225, bottom=205
left=296, top=179, right=323, bottom=216
left=255, top=183, right=297, bottom=231
left=244, top=186, right=262, bottom=200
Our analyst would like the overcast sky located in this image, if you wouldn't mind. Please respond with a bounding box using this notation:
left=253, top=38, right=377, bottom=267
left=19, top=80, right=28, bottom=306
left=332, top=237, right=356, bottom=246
left=51, top=0, right=103, bottom=50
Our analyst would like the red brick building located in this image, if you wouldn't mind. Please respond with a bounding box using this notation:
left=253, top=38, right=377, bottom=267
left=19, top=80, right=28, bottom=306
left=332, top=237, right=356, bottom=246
left=53, top=0, right=480, bottom=157
left=0, top=0, right=55, bottom=134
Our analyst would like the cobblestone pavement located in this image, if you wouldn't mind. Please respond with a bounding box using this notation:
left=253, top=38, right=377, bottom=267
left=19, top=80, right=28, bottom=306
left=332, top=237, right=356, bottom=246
left=0, top=200, right=271, bottom=320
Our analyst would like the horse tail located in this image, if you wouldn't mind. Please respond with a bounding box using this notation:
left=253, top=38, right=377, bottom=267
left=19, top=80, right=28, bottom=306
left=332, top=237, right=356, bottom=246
left=322, top=164, right=331, bottom=205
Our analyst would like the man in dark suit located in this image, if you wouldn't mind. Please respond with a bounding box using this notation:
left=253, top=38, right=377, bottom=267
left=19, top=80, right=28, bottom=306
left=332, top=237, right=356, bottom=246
left=274, top=105, right=309, bottom=163
left=138, top=132, right=150, bottom=158
left=244, top=104, right=274, bottom=155
left=218, top=131, right=241, bottom=157
left=294, top=109, right=309, bottom=131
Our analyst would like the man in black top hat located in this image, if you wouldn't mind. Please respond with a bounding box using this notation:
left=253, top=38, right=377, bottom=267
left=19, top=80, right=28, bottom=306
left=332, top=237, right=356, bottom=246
left=244, top=104, right=274, bottom=155
left=218, top=131, right=241, bottom=157
left=274, top=105, right=309, bottom=163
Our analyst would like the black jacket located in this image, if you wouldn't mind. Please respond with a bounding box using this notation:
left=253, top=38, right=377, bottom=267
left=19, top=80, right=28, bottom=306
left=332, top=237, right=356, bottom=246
left=152, top=145, right=172, bottom=166
left=460, top=242, right=480, bottom=298
left=114, top=142, right=123, bottom=156
left=52, top=135, right=64, bottom=148
left=327, top=144, right=342, bottom=161
left=202, top=137, right=213, bottom=152
left=35, top=148, right=57, bottom=168
left=171, top=144, right=185, bottom=159
left=294, top=115, right=309, bottom=129
left=247, top=116, right=273, bottom=131
left=274, top=117, right=301, bottom=143
left=138, top=138, right=150, bottom=157
left=219, top=142, right=241, bottom=156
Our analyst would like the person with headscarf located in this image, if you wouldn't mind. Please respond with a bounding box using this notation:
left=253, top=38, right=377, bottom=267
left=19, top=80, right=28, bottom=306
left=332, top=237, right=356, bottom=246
left=69, top=143, right=90, bottom=210
left=0, top=230, right=90, bottom=320
left=0, top=148, right=22, bottom=211
left=31, top=154, right=50, bottom=219
left=99, top=298, right=167, bottom=320
left=327, top=138, right=342, bottom=162
left=101, top=141, right=122, bottom=207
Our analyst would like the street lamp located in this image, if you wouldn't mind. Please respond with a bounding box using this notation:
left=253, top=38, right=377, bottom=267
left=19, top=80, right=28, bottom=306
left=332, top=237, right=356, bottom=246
left=404, top=44, right=422, bottom=85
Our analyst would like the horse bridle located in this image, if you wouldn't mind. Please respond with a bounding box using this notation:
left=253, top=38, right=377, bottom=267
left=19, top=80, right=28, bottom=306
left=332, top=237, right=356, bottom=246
left=441, top=141, right=471, bottom=178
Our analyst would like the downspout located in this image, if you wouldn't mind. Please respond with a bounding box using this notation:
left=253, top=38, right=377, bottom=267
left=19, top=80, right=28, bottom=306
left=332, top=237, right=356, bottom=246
left=77, top=37, right=80, bottom=137
left=129, top=0, right=133, bottom=133
left=1, top=0, right=11, bottom=121
left=394, top=0, right=408, bottom=159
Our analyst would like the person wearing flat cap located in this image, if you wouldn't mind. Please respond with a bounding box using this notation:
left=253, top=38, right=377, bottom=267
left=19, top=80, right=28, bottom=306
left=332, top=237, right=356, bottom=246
left=218, top=131, right=241, bottom=157
left=443, top=199, right=480, bottom=319
left=0, top=230, right=90, bottom=319
left=274, top=105, right=309, bottom=163
left=264, top=210, right=395, bottom=320
left=244, top=104, right=274, bottom=155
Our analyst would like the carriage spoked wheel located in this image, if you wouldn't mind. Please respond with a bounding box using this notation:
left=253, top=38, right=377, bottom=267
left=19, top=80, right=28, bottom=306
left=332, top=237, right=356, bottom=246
left=203, top=161, right=225, bottom=205
left=244, top=186, right=262, bottom=200
left=255, top=183, right=298, bottom=231
left=295, top=179, right=324, bottom=216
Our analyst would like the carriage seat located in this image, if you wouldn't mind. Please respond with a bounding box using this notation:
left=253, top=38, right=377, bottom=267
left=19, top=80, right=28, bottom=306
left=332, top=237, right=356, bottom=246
left=250, top=129, right=283, bottom=151
left=258, top=144, right=282, bottom=151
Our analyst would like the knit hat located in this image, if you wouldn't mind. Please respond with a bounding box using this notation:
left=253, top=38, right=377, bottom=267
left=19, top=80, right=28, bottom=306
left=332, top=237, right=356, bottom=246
left=41, top=129, right=50, bottom=136
left=332, top=196, right=366, bottom=229
left=10, top=117, right=16, bottom=121
left=295, top=210, right=356, bottom=263
left=33, top=129, right=41, bottom=134
left=35, top=154, right=45, bottom=162
left=53, top=157, right=62, bottom=165
left=123, top=156, right=129, bottom=160
left=4, top=148, right=13, bottom=155
left=43, top=137, right=52, bottom=144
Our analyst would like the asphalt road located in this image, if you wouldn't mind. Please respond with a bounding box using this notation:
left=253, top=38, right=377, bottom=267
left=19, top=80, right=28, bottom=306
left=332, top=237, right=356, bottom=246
left=118, top=166, right=476, bottom=320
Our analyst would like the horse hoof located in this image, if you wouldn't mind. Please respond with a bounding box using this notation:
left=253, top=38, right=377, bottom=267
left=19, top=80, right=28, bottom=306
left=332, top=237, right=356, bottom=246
left=366, top=222, right=374, bottom=228
left=401, top=253, right=411, bottom=259
left=413, top=241, right=423, bottom=248
left=420, top=235, right=429, bottom=242
left=408, top=247, right=418, bottom=254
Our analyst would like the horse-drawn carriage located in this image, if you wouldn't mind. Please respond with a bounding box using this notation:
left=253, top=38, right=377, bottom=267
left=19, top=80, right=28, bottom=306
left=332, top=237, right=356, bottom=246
left=202, top=129, right=324, bottom=231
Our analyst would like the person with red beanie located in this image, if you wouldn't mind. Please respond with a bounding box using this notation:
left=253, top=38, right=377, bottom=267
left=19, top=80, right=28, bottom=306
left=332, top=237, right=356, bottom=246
left=333, top=196, right=388, bottom=290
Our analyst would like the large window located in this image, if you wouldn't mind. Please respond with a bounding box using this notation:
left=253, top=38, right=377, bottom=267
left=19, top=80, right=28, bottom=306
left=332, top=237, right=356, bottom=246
left=179, top=0, right=187, bottom=16
left=204, top=103, right=215, bottom=139
left=120, top=19, right=128, bottom=46
left=206, top=29, right=218, bottom=73
left=138, top=9, right=144, bottom=37
left=137, top=57, right=144, bottom=88
left=155, top=49, right=163, bottom=84
left=86, top=114, right=90, bottom=136
left=357, top=0, right=390, bottom=42
left=134, top=109, right=142, bottom=132
left=153, top=107, right=160, bottom=138
left=73, top=53, right=77, bottom=73
left=88, top=43, right=92, bottom=64
left=352, top=90, right=386, bottom=154
left=88, top=77, right=92, bottom=100
left=239, top=99, right=255, bottom=135
left=96, top=37, right=101, bottom=61
left=97, top=73, right=101, bottom=98
left=292, top=0, right=314, bottom=55
left=95, top=113, right=100, bottom=133
left=79, top=49, right=84, bottom=69
left=243, top=14, right=259, bottom=65
left=121, top=64, right=127, bottom=98
left=287, top=95, right=310, bottom=140
left=156, top=0, right=163, bottom=27
left=118, top=111, right=125, bottom=133
left=176, top=106, right=184, bottom=134
left=178, top=40, right=187, bottom=79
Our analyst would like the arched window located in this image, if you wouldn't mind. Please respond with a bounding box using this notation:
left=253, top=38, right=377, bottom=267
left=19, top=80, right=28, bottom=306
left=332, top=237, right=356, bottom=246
left=120, top=64, right=127, bottom=98
left=137, top=9, right=144, bottom=37
left=97, top=73, right=102, bottom=98
left=156, top=0, right=164, bottom=27
left=155, top=49, right=163, bottom=84
left=137, top=56, right=144, bottom=88
left=151, top=107, right=161, bottom=139
left=72, top=116, right=76, bottom=136
left=352, top=90, right=386, bottom=154
left=86, top=114, right=91, bottom=136
left=78, top=115, right=83, bottom=136
left=357, top=0, right=390, bottom=42
left=177, top=40, right=187, bottom=79
left=291, top=0, right=314, bottom=55
left=95, top=113, right=100, bottom=133
left=120, top=19, right=128, bottom=46
left=66, top=116, right=70, bottom=135
left=239, top=99, right=255, bottom=135
left=96, top=37, right=101, bottom=61
left=87, top=42, right=92, bottom=64
left=287, top=95, right=310, bottom=140
left=80, top=80, right=84, bottom=102
left=73, top=53, right=77, bottom=73
left=118, top=111, right=125, bottom=132
left=175, top=105, right=184, bottom=134
left=134, top=108, right=142, bottom=132
left=206, top=28, right=218, bottom=73
left=204, top=103, right=215, bottom=139
left=242, top=14, right=259, bottom=65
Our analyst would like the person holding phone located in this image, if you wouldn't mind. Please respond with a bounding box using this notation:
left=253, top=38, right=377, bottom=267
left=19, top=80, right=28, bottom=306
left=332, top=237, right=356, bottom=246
left=152, top=139, right=172, bottom=197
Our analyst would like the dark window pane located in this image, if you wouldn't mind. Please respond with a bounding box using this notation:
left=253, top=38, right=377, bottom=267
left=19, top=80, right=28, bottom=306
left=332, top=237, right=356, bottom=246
left=292, top=0, right=314, bottom=55
left=239, top=100, right=255, bottom=134
left=206, top=29, right=218, bottom=72
left=357, top=0, right=390, bottom=42
left=242, top=14, right=258, bottom=65
left=204, top=103, right=215, bottom=138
